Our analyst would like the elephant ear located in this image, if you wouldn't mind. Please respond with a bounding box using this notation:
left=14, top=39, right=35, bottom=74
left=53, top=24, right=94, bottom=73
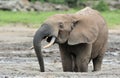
left=68, top=18, right=99, bottom=45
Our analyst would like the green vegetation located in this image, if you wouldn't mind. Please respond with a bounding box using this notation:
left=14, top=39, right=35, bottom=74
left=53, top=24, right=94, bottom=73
left=29, top=0, right=87, bottom=7
left=0, top=9, right=77, bottom=27
left=0, top=9, right=120, bottom=29
left=93, top=0, right=109, bottom=11
left=29, top=0, right=66, bottom=4
left=101, top=10, right=120, bottom=28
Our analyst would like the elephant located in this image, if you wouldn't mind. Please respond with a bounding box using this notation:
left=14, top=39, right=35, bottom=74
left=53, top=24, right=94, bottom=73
left=33, top=7, right=108, bottom=72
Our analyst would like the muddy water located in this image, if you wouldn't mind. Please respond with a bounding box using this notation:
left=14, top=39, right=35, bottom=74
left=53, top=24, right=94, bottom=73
left=0, top=26, right=120, bottom=77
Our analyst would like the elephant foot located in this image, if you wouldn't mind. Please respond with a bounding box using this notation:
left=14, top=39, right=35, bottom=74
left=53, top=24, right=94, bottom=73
left=92, top=67, right=101, bottom=72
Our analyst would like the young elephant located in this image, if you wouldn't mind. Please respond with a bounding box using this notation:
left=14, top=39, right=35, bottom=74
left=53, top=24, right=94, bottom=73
left=33, top=7, right=108, bottom=72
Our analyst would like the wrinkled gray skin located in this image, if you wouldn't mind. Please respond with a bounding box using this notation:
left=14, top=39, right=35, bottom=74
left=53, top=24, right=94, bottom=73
left=33, top=7, right=108, bottom=72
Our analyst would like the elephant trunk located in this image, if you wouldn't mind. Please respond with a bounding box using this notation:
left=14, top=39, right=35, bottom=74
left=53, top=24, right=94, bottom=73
left=33, top=24, right=53, bottom=72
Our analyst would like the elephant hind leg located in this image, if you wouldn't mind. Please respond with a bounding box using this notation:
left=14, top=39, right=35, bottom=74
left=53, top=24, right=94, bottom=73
left=92, top=46, right=106, bottom=72
left=92, top=55, right=104, bottom=71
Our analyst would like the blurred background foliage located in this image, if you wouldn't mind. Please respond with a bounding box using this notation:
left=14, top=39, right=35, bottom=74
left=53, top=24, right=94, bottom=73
left=93, top=0, right=109, bottom=11
left=0, top=0, right=120, bottom=28
left=28, top=0, right=110, bottom=11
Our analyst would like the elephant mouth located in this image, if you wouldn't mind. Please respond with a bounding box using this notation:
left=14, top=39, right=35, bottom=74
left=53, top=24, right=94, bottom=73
left=43, top=36, right=56, bottom=48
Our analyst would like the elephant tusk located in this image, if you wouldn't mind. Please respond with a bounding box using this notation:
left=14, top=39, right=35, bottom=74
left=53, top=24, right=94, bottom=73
left=43, top=36, right=56, bottom=49
left=30, top=46, right=34, bottom=50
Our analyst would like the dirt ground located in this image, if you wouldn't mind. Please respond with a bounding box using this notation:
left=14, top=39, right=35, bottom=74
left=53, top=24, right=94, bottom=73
left=0, top=25, right=120, bottom=78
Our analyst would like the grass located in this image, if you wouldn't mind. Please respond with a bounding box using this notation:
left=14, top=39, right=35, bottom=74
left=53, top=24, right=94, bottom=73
left=0, top=9, right=120, bottom=28
left=0, top=9, right=77, bottom=27
left=101, top=10, right=120, bottom=29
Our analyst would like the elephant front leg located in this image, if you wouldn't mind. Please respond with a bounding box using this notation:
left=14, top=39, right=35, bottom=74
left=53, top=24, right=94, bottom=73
left=60, top=51, right=73, bottom=72
left=76, top=44, right=92, bottom=72
left=76, top=56, right=89, bottom=72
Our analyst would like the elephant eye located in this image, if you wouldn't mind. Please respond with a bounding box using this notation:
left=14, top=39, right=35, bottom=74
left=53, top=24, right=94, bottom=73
left=58, top=22, right=64, bottom=29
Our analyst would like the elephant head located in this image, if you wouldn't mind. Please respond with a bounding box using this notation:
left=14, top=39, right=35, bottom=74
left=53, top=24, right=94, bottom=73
left=33, top=14, right=98, bottom=72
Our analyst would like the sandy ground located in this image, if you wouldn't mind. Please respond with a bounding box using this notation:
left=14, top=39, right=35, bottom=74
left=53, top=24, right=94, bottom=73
left=0, top=25, right=120, bottom=78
